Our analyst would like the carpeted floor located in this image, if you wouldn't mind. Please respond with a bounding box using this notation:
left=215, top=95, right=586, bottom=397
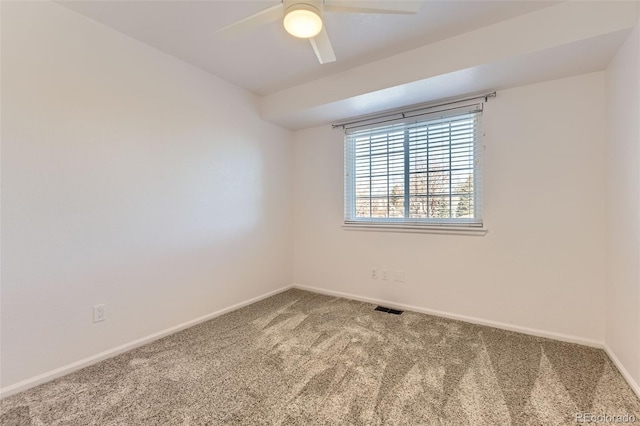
left=1, top=289, right=639, bottom=425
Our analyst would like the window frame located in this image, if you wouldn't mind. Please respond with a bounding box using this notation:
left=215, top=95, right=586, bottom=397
left=343, top=104, right=485, bottom=234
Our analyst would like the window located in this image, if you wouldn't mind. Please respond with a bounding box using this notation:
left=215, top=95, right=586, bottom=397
left=344, top=105, right=483, bottom=229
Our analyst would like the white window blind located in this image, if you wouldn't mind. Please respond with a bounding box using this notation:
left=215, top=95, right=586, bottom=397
left=344, top=105, right=483, bottom=227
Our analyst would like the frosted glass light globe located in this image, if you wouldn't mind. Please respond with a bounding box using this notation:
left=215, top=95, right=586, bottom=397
left=284, top=7, right=322, bottom=38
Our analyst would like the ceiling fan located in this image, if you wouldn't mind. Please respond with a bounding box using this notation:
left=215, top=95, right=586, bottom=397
left=217, top=1, right=422, bottom=64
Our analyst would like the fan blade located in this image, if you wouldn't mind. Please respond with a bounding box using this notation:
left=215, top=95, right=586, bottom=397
left=324, top=0, right=421, bottom=14
left=217, top=3, right=284, bottom=38
left=310, top=27, right=336, bottom=64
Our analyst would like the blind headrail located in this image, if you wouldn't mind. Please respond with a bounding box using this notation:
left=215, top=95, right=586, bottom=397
left=332, top=91, right=496, bottom=131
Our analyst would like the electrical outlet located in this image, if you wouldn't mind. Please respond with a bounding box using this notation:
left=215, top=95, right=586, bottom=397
left=382, top=270, right=389, bottom=281
left=394, top=270, right=406, bottom=283
left=371, top=268, right=378, bottom=279
left=93, top=304, right=106, bottom=323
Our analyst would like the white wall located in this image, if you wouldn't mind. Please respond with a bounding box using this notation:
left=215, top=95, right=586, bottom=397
left=293, top=72, right=607, bottom=343
left=605, top=17, right=640, bottom=390
left=1, top=1, right=292, bottom=388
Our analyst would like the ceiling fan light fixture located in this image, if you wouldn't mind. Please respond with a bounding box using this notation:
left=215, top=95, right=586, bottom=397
left=283, top=4, right=323, bottom=39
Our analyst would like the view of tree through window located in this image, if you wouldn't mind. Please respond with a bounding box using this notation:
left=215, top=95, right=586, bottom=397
left=345, top=111, right=480, bottom=224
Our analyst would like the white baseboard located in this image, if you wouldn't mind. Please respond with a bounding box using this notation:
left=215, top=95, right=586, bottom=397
left=603, top=343, right=640, bottom=400
left=293, top=283, right=604, bottom=348
left=6, top=283, right=637, bottom=403
left=0, top=284, right=293, bottom=399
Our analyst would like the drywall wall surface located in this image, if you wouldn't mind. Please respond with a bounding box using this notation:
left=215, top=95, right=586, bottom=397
left=293, top=72, right=607, bottom=342
left=1, top=1, right=292, bottom=387
left=605, top=16, right=640, bottom=389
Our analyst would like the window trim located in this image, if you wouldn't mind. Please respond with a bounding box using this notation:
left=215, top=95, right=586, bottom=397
left=343, top=103, right=485, bottom=232
left=342, top=222, right=488, bottom=236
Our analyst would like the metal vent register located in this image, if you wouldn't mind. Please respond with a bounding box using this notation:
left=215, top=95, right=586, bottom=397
left=374, top=306, right=404, bottom=315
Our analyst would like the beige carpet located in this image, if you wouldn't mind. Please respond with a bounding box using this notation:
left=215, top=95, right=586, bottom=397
left=1, top=289, right=639, bottom=425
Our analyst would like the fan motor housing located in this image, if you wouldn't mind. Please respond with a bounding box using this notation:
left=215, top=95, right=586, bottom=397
left=284, top=0, right=324, bottom=16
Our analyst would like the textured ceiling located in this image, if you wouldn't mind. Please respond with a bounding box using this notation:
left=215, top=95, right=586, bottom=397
left=58, top=1, right=557, bottom=95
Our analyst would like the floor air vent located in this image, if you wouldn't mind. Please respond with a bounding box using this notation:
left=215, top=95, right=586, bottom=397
left=374, top=306, right=404, bottom=315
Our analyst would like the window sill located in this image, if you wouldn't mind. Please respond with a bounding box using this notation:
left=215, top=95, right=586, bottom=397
left=342, top=222, right=487, bottom=236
